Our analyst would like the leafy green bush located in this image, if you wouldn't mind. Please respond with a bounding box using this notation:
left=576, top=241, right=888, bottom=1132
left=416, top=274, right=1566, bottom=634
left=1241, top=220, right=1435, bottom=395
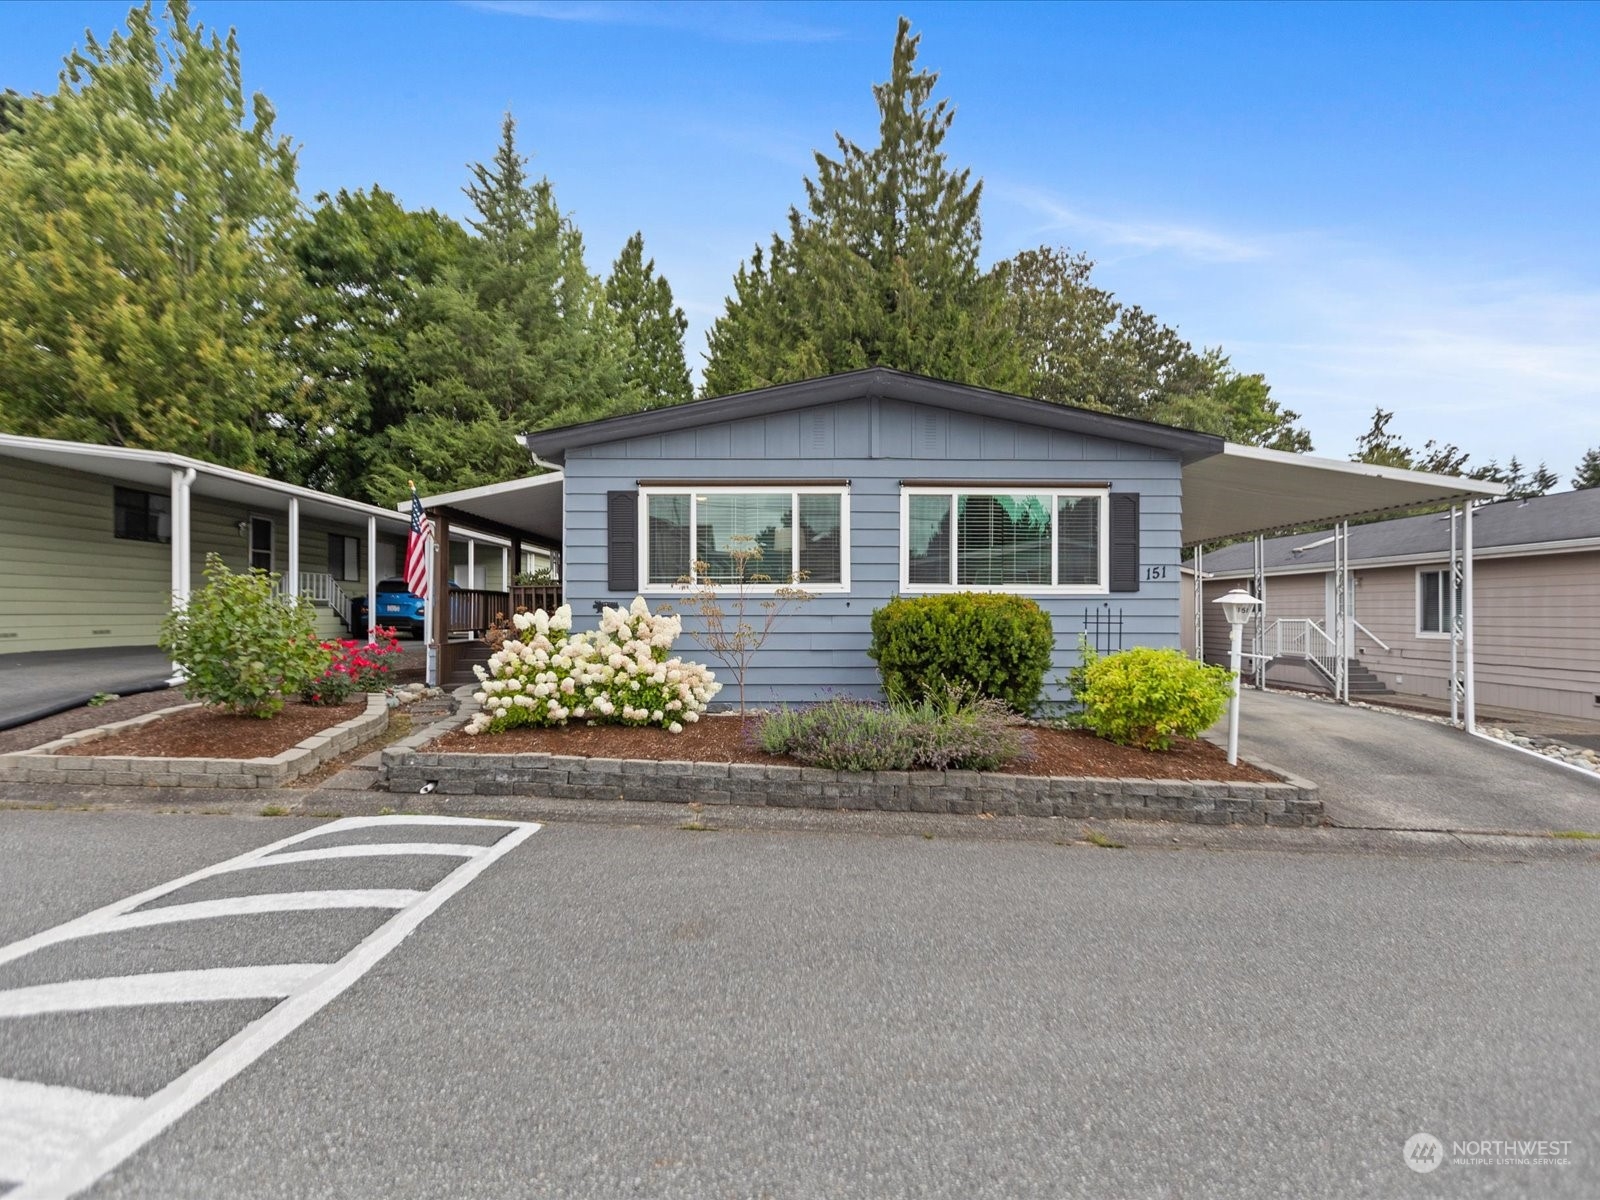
left=868, top=593, right=1055, bottom=711
left=755, top=690, right=1030, bottom=772
left=159, top=554, right=331, bottom=718
left=1075, top=646, right=1233, bottom=751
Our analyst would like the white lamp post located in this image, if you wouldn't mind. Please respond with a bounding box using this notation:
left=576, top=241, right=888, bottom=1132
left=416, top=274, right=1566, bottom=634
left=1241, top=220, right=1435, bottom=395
left=1213, top=588, right=1264, bottom=765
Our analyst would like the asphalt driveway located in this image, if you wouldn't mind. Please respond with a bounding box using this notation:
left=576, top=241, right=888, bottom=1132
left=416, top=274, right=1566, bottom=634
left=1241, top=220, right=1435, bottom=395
left=1232, top=690, right=1600, bottom=834
left=0, top=647, right=174, bottom=730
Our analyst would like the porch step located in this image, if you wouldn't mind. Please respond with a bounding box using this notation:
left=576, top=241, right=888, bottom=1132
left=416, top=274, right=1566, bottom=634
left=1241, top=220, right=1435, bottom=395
left=1346, top=659, right=1389, bottom=695
left=447, top=643, right=493, bottom=687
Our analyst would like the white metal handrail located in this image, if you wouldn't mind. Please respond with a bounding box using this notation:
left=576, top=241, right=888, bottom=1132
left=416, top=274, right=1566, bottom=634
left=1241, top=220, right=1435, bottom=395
left=1353, top=620, right=1391, bottom=652
left=1253, top=618, right=1339, bottom=684
left=297, top=572, right=354, bottom=630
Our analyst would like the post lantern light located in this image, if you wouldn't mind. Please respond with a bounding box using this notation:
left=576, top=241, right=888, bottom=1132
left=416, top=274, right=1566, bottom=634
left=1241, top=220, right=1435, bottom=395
left=1213, top=588, right=1264, bottom=765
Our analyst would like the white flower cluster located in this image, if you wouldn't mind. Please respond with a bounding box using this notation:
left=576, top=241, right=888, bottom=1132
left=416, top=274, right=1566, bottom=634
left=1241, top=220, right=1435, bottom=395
left=464, top=598, right=720, bottom=736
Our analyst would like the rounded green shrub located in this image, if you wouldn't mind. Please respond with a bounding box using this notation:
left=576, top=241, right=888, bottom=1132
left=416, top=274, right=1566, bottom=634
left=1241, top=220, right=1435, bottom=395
left=868, top=593, right=1055, bottom=712
left=1076, top=646, right=1234, bottom=751
left=159, top=554, right=331, bottom=718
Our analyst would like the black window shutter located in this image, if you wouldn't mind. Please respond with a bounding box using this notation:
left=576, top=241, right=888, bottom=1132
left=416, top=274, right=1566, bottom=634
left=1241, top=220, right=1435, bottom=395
left=1109, top=492, right=1140, bottom=593
left=607, top=490, right=638, bottom=593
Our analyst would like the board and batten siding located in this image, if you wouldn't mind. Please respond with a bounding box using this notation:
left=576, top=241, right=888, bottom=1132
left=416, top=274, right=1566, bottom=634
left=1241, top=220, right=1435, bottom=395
left=561, top=394, right=1184, bottom=705
left=1, top=458, right=403, bottom=653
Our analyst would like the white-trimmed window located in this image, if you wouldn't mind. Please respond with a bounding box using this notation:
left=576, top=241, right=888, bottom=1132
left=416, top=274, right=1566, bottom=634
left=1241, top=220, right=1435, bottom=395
left=901, top=487, right=1109, bottom=593
left=639, top=485, right=849, bottom=592
left=1417, top=567, right=1461, bottom=636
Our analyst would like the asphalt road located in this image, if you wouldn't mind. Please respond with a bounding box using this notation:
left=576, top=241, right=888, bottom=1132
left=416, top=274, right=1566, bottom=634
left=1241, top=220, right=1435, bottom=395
left=1232, top=689, right=1600, bottom=833
left=0, top=810, right=1594, bottom=1200
left=0, top=649, right=175, bottom=731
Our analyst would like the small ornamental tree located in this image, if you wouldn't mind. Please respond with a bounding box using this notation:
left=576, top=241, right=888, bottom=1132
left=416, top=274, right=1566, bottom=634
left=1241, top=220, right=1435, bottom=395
left=677, top=537, right=813, bottom=717
left=159, top=553, right=330, bottom=717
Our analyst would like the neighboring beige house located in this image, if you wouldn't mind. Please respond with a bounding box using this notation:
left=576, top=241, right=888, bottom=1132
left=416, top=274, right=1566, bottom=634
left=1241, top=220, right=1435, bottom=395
left=0, top=435, right=417, bottom=654
left=1186, top=489, right=1600, bottom=719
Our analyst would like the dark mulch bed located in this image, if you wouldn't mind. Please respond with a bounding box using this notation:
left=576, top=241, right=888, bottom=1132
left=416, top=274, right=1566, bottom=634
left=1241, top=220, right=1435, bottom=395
left=0, top=689, right=191, bottom=755
left=428, top=716, right=1277, bottom=782
left=55, top=700, right=364, bottom=760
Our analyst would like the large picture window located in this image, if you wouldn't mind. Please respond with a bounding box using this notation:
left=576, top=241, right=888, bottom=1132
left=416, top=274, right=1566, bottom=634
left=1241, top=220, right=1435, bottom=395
left=902, top=487, right=1107, bottom=593
left=641, top=486, right=848, bottom=591
left=1418, top=567, right=1461, bottom=636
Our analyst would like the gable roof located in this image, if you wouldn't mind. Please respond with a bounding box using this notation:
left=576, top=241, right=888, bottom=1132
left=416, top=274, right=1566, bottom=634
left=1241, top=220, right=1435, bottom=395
left=520, top=367, right=1225, bottom=466
left=1199, top=487, right=1600, bottom=575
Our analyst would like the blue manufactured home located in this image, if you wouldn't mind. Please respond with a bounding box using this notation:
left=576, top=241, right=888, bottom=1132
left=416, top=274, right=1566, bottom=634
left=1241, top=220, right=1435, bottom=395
left=417, top=369, right=1500, bottom=702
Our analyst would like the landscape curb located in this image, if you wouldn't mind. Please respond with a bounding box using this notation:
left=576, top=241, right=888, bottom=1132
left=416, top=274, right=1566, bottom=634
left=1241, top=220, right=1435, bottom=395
left=0, top=692, right=389, bottom=789
left=379, top=714, right=1324, bottom=827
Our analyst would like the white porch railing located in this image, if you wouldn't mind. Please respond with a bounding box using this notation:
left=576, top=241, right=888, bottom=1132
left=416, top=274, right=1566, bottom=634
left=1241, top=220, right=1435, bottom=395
left=1354, top=620, right=1391, bottom=652
left=297, top=572, right=354, bottom=630
left=1253, top=618, right=1339, bottom=684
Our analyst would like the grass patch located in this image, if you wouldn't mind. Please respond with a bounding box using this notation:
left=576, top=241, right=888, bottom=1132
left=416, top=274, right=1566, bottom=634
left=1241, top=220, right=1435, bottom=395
left=377, top=805, right=397, bottom=816
left=678, top=820, right=715, bottom=832
left=258, top=804, right=291, bottom=817
left=1082, top=828, right=1126, bottom=849
left=1551, top=830, right=1600, bottom=840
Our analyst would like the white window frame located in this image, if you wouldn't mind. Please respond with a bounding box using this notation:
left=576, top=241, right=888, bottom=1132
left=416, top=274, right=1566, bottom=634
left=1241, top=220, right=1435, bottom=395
left=1415, top=566, right=1458, bottom=639
left=638, top=484, right=851, bottom=595
left=899, top=486, right=1110, bottom=595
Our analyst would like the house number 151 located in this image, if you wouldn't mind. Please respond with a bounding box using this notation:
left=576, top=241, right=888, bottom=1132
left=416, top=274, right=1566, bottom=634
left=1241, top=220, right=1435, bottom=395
left=1143, top=565, right=1169, bottom=581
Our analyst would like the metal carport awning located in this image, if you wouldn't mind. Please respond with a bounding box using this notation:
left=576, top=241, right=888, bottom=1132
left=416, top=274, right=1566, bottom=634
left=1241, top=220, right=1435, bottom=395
left=1180, top=442, right=1504, bottom=546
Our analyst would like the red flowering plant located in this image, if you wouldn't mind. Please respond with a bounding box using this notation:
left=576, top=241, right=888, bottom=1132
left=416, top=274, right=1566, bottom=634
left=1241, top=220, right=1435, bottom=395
left=302, top=627, right=404, bottom=706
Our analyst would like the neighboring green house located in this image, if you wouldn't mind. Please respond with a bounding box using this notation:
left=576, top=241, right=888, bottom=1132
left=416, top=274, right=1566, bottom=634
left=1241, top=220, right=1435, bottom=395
left=0, top=435, right=414, bottom=654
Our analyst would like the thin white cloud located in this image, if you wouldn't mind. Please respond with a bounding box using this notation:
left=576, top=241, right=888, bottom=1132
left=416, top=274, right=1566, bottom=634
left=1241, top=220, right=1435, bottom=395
left=462, top=1, right=843, bottom=44
left=994, top=182, right=1280, bottom=264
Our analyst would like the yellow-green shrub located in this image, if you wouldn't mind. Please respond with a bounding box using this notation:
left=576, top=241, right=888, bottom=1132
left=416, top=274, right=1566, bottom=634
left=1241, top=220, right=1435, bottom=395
left=1076, top=647, right=1233, bottom=751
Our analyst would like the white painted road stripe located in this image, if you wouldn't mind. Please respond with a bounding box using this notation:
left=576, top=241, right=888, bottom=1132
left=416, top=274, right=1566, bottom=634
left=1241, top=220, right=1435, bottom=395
left=243, top=842, right=486, bottom=868
left=0, top=1079, right=141, bottom=1189
left=0, top=965, right=325, bottom=1019
left=0, top=816, right=540, bottom=1200
left=0, top=815, right=521, bottom=972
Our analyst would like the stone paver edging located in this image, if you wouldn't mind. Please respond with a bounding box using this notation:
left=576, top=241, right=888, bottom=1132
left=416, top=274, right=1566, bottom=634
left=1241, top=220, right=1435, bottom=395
left=379, top=718, right=1321, bottom=826
left=0, top=693, right=388, bottom=789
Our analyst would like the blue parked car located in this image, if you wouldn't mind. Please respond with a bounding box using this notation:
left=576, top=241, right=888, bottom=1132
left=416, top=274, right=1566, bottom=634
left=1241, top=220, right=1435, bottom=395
left=350, top=578, right=426, bottom=640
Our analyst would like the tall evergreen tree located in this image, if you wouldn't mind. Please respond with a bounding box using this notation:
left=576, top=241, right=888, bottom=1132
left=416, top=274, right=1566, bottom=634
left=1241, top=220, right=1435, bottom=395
left=606, top=232, right=693, bottom=408
left=703, top=18, right=1025, bottom=396
left=288, top=187, right=470, bottom=501
left=1572, top=447, right=1600, bottom=490
left=370, top=114, right=643, bottom=497
left=0, top=1, right=300, bottom=470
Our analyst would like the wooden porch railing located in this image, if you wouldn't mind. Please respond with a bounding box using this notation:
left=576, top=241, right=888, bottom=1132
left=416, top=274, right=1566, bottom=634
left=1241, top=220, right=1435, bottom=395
left=448, top=588, right=509, bottom=639
left=509, top=584, right=563, bottom=614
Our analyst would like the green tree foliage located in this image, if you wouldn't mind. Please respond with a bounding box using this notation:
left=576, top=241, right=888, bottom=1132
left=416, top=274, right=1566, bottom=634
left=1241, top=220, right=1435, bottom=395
left=0, top=1, right=301, bottom=470
left=0, top=90, right=33, bottom=135
left=1002, top=245, right=1311, bottom=449
left=1477, top=456, right=1559, bottom=500
left=1351, top=407, right=1483, bottom=476
left=369, top=114, right=644, bottom=497
left=703, top=18, right=1026, bottom=397
left=1572, top=448, right=1600, bottom=490
left=606, top=232, right=693, bottom=407
left=288, top=186, right=470, bottom=500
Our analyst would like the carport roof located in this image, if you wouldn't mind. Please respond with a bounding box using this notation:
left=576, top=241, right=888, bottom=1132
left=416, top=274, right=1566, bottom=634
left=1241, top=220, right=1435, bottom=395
left=0, top=434, right=412, bottom=532
left=411, top=472, right=565, bottom=547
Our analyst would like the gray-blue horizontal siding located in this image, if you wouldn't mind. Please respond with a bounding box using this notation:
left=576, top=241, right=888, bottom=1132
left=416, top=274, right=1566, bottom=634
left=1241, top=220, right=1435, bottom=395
left=562, top=396, right=1182, bottom=706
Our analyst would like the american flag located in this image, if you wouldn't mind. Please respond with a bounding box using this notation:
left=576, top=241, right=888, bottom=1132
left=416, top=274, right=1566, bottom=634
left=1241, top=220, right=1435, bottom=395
left=405, top=482, right=434, bottom=599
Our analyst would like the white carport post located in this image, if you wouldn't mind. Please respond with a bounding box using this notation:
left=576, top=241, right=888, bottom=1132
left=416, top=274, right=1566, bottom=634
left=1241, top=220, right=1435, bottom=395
left=1333, top=520, right=1350, bottom=705
left=1463, top=502, right=1477, bottom=733
left=286, top=497, right=300, bottom=599
left=466, top=539, right=476, bottom=589
left=1449, top=508, right=1462, bottom=727
left=366, top=516, right=378, bottom=646
left=1251, top=536, right=1268, bottom=689
left=1192, top=546, right=1204, bottom=660
left=501, top=545, right=509, bottom=590
left=168, top=466, right=194, bottom=680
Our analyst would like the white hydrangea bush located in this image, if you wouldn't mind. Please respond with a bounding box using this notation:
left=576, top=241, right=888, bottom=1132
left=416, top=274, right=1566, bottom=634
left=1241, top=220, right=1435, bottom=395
left=464, top=598, right=720, bottom=736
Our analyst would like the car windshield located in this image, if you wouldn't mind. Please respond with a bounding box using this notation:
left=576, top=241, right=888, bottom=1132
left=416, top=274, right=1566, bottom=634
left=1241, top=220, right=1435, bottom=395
left=376, top=581, right=412, bottom=595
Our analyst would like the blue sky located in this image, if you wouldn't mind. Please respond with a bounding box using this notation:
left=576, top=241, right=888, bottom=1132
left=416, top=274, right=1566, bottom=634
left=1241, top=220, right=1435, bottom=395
left=6, top=1, right=1598, bottom=480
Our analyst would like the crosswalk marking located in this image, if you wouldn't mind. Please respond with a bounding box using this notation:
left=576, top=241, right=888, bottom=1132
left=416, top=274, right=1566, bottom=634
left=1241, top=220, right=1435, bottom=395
left=0, top=815, right=540, bottom=1199
left=0, top=1079, right=141, bottom=1187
